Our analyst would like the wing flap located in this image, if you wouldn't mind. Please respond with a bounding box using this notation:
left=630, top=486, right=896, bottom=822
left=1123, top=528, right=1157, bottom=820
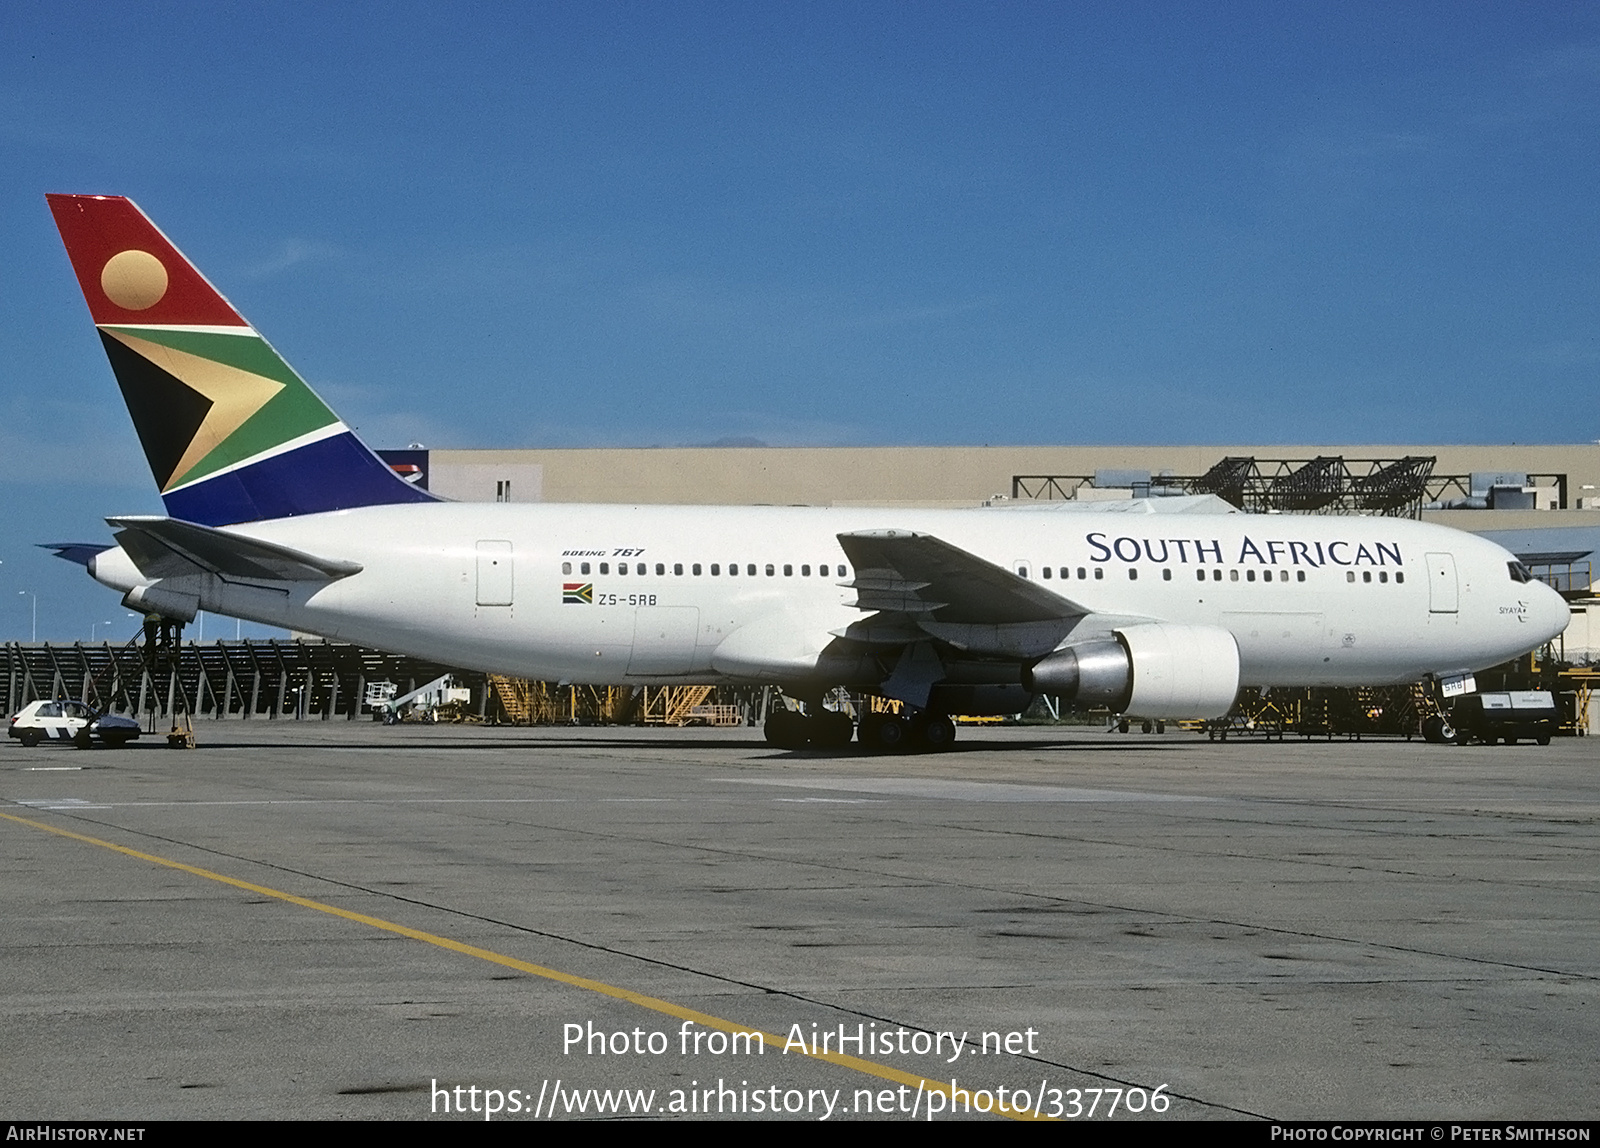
left=108, top=516, right=362, bottom=583
left=837, top=529, right=1086, bottom=624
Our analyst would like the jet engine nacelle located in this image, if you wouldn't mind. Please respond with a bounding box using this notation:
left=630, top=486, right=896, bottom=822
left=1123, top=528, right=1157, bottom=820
left=1022, top=623, right=1240, bottom=719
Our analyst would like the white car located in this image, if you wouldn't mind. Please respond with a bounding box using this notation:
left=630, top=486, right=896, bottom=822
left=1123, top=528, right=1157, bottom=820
left=7, top=700, right=141, bottom=748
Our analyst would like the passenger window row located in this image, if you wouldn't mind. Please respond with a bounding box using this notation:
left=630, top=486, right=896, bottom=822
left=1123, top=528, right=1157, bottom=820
left=562, top=561, right=849, bottom=578
left=1206, top=569, right=1308, bottom=584
left=559, top=557, right=1401, bottom=586
left=1036, top=566, right=1103, bottom=581
left=1347, top=570, right=1403, bottom=584
left=1028, top=565, right=1405, bottom=585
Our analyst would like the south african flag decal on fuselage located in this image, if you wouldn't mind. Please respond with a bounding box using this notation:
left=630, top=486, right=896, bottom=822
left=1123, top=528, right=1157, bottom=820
left=563, top=583, right=593, bottom=605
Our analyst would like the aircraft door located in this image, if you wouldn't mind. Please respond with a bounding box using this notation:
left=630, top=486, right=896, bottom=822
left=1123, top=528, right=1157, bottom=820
left=1425, top=552, right=1458, bottom=614
left=476, top=540, right=514, bottom=606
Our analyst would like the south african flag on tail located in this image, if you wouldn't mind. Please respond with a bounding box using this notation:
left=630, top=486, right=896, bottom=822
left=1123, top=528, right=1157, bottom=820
left=47, top=194, right=437, bottom=527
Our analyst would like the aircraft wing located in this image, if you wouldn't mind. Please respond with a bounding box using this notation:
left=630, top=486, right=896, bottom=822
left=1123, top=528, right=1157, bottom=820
left=107, top=516, right=363, bottom=583
left=837, top=529, right=1088, bottom=624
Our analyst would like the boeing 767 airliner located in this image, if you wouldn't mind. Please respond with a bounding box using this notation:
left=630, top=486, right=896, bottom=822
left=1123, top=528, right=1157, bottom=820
left=43, top=194, right=1569, bottom=751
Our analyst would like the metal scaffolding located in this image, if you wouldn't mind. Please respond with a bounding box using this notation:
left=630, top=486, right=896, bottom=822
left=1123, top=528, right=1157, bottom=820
left=4, top=639, right=481, bottom=723
left=1014, top=455, right=1570, bottom=519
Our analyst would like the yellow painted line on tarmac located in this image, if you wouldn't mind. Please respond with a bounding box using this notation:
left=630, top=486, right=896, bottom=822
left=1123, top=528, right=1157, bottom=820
left=1, top=809, right=1046, bottom=1120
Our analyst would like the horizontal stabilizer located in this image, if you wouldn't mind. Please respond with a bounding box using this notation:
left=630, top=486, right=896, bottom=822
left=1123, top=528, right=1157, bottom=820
left=108, top=516, right=363, bottom=583
left=837, top=529, right=1086, bottom=625
left=39, top=542, right=114, bottom=568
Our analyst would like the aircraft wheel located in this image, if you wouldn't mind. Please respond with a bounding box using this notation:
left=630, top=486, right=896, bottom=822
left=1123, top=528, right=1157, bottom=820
left=1117, top=719, right=1130, bottom=734
left=917, top=713, right=956, bottom=752
left=1421, top=717, right=1445, bottom=744
left=811, top=710, right=855, bottom=749
left=763, top=709, right=811, bottom=750
left=859, top=712, right=908, bottom=753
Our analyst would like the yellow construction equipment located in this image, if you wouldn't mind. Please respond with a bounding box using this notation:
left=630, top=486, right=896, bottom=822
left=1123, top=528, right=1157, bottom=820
left=488, top=675, right=565, bottom=725
left=640, top=685, right=741, bottom=725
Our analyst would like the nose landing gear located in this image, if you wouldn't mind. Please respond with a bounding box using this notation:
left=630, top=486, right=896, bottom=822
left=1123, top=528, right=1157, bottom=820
left=1420, top=715, right=1457, bottom=744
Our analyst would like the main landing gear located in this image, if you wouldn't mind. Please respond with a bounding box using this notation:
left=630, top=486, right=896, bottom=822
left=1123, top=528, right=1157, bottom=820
left=859, top=709, right=955, bottom=753
left=763, top=706, right=854, bottom=750
left=763, top=700, right=955, bottom=753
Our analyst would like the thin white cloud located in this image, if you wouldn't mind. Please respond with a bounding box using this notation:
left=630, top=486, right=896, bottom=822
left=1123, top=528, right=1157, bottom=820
left=629, top=273, right=994, bottom=338
left=240, top=237, right=345, bottom=280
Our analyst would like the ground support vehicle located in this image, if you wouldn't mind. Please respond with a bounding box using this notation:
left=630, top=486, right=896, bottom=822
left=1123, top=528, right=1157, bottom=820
left=1449, top=691, right=1556, bottom=745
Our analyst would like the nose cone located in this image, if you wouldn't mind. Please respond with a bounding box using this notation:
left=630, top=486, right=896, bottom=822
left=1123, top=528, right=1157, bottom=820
left=1531, top=580, right=1571, bottom=645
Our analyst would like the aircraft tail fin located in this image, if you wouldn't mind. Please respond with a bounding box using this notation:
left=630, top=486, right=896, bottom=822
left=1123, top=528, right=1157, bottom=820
left=47, top=194, right=435, bottom=526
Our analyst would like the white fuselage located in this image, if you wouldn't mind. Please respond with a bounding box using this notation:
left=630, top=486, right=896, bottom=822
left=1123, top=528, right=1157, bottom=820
left=90, top=503, right=1570, bottom=689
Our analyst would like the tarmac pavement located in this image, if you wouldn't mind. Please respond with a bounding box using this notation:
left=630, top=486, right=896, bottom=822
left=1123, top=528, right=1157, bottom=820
left=2, top=721, right=1595, bottom=1121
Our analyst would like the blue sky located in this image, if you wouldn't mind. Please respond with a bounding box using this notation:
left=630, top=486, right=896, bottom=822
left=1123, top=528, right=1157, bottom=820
left=2, top=2, right=1598, bottom=640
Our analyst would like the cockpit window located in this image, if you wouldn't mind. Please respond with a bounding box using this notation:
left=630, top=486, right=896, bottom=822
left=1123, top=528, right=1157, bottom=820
left=1508, top=561, right=1531, bottom=583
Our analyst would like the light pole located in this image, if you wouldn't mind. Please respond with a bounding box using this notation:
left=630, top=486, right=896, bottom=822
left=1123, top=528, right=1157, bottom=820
left=91, top=620, right=113, bottom=642
left=18, top=590, right=35, bottom=643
